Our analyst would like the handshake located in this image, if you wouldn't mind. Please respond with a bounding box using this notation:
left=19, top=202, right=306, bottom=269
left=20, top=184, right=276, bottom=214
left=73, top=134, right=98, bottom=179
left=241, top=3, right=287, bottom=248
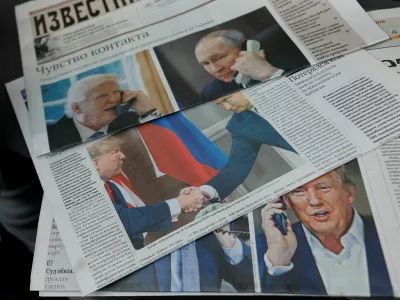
left=176, top=185, right=220, bottom=214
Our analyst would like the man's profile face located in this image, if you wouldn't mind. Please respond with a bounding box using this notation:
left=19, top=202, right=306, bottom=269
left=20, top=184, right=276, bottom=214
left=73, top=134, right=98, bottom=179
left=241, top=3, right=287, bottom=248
left=73, top=80, right=122, bottom=129
left=95, top=148, right=126, bottom=181
left=196, top=36, right=241, bottom=82
left=284, top=171, right=355, bottom=237
left=214, top=92, right=252, bottom=113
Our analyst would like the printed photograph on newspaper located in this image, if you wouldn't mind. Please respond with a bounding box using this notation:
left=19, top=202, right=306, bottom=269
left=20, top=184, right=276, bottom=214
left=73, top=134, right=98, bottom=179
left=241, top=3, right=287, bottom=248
left=86, top=90, right=305, bottom=247
left=152, top=6, right=309, bottom=107
left=42, top=49, right=169, bottom=150
left=10, top=48, right=400, bottom=295
left=16, top=0, right=389, bottom=155
left=252, top=159, right=394, bottom=297
left=8, top=76, right=258, bottom=295
left=38, top=205, right=256, bottom=294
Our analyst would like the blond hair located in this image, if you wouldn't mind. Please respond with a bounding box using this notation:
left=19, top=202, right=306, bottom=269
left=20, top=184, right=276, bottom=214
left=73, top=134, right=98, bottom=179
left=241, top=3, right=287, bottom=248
left=87, top=135, right=124, bottom=161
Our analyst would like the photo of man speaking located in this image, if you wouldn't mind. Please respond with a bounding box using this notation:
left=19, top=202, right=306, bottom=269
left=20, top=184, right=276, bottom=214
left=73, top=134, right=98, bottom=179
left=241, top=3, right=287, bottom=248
left=254, top=162, right=393, bottom=297
left=195, top=29, right=289, bottom=102
left=48, top=74, right=159, bottom=150
left=154, top=7, right=309, bottom=108
left=42, top=49, right=173, bottom=151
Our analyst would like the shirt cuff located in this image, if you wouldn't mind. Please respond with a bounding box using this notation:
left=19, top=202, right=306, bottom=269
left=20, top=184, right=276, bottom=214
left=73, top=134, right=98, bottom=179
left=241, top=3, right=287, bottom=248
left=264, top=253, right=294, bottom=276
left=199, top=185, right=220, bottom=201
left=165, top=199, right=181, bottom=222
left=221, top=236, right=244, bottom=265
left=270, top=69, right=285, bottom=80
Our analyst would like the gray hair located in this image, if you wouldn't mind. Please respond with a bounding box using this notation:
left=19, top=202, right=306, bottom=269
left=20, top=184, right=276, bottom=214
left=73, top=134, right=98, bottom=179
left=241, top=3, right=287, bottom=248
left=195, top=29, right=246, bottom=51
left=332, top=165, right=355, bottom=187
left=87, top=135, right=124, bottom=161
left=65, top=74, right=120, bottom=117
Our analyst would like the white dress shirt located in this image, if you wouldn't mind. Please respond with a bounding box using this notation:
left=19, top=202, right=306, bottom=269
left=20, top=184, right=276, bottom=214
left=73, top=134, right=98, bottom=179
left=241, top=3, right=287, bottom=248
left=74, top=118, right=109, bottom=142
left=170, top=237, right=245, bottom=291
left=264, top=210, right=370, bottom=297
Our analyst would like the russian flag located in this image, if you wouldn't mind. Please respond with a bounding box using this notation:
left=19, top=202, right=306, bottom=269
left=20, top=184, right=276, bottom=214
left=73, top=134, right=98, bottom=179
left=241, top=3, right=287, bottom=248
left=137, top=112, right=227, bottom=186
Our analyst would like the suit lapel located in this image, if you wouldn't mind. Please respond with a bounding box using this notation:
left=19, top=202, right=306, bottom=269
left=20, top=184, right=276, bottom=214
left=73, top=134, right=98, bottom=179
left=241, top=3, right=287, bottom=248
left=295, top=226, right=327, bottom=295
left=154, top=253, right=171, bottom=292
left=363, top=218, right=393, bottom=297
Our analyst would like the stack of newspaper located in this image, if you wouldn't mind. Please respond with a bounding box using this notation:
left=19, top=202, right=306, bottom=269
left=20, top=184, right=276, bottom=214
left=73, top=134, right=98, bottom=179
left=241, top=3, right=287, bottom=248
left=6, top=0, right=400, bottom=297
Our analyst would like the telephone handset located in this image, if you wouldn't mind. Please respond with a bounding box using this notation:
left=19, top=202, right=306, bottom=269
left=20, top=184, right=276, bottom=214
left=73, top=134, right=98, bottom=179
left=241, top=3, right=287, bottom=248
left=106, top=91, right=137, bottom=116
left=273, top=196, right=288, bottom=236
left=235, top=39, right=261, bottom=86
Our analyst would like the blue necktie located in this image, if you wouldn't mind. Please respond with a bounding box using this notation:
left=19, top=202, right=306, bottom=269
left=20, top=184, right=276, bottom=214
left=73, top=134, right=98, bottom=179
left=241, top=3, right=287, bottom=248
left=89, top=131, right=105, bottom=139
left=107, top=181, right=128, bottom=208
left=181, top=242, right=200, bottom=292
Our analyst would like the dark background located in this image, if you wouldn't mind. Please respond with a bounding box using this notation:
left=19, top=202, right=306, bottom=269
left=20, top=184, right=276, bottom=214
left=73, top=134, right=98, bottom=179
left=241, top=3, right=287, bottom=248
left=1, top=0, right=400, bottom=299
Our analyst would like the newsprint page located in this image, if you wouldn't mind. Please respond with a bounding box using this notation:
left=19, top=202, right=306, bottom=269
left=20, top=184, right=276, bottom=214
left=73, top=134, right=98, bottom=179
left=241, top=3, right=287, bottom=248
left=15, top=0, right=388, bottom=155
left=7, top=76, right=400, bottom=297
left=7, top=49, right=400, bottom=295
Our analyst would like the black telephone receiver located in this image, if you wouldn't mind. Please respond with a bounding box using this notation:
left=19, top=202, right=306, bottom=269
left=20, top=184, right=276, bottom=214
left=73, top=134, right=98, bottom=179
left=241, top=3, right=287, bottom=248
left=106, top=91, right=137, bottom=116
left=273, top=196, right=288, bottom=236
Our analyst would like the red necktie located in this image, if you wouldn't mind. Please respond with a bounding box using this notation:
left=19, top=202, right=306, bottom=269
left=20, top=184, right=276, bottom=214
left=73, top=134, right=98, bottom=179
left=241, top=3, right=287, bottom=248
left=104, top=181, right=134, bottom=208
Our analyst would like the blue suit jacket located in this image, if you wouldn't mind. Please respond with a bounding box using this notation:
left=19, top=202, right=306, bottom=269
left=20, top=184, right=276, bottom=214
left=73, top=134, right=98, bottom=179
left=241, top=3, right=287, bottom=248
left=113, top=202, right=172, bottom=250
left=104, top=234, right=254, bottom=292
left=206, top=111, right=296, bottom=199
left=256, top=216, right=393, bottom=296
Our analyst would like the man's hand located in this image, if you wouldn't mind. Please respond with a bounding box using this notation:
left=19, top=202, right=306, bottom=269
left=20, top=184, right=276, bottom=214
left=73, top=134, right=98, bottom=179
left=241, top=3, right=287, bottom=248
left=231, top=50, right=279, bottom=82
left=214, top=223, right=236, bottom=248
left=180, top=186, right=213, bottom=202
left=176, top=189, right=205, bottom=214
left=261, top=199, right=297, bottom=267
left=121, top=90, right=155, bottom=113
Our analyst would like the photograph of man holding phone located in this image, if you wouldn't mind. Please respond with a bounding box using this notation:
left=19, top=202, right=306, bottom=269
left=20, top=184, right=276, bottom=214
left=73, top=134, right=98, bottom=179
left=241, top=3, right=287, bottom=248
left=47, top=73, right=160, bottom=150
left=254, top=164, right=393, bottom=297
left=153, top=7, right=310, bottom=108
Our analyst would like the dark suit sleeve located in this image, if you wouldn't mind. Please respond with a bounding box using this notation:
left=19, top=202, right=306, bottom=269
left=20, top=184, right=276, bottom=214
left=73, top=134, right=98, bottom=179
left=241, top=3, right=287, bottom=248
left=219, top=238, right=255, bottom=292
left=206, top=134, right=261, bottom=199
left=256, top=233, right=293, bottom=293
left=113, top=201, right=173, bottom=235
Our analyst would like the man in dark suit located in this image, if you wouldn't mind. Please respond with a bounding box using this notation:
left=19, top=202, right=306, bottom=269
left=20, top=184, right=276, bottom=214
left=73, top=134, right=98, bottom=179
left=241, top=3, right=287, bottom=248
left=256, top=167, right=393, bottom=297
left=105, top=227, right=254, bottom=293
left=87, top=135, right=205, bottom=250
left=195, top=27, right=309, bottom=102
left=182, top=91, right=297, bottom=201
left=88, top=135, right=254, bottom=292
left=47, top=73, right=159, bottom=151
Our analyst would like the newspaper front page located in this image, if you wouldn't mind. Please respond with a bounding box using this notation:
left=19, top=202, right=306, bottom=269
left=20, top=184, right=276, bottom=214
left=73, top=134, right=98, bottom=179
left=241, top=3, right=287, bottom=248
left=15, top=0, right=388, bottom=155
left=7, top=76, right=399, bottom=297
left=7, top=49, right=400, bottom=295
left=8, top=77, right=398, bottom=296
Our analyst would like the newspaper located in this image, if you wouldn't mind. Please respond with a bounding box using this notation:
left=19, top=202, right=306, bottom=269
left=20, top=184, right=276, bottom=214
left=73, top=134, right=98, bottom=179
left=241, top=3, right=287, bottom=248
left=35, top=149, right=400, bottom=297
left=7, top=77, right=400, bottom=297
left=7, top=48, right=400, bottom=295
left=15, top=0, right=389, bottom=155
